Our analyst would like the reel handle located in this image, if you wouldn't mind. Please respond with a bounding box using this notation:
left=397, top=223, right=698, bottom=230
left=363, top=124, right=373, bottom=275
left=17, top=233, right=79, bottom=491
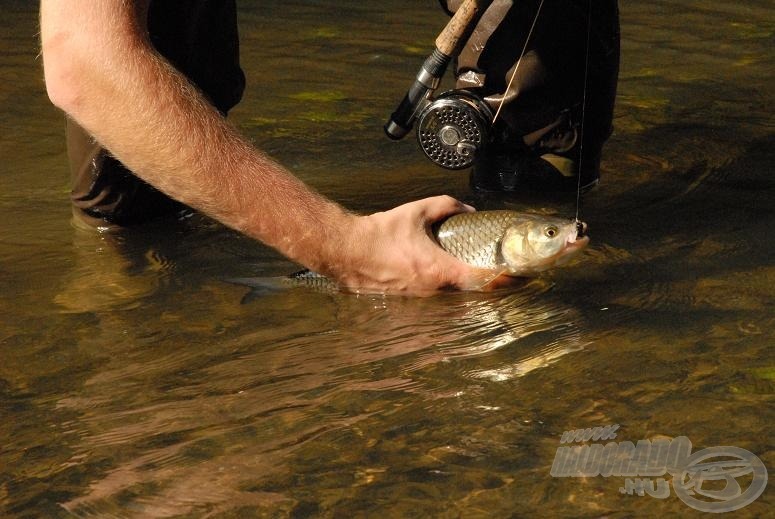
left=384, top=0, right=485, bottom=140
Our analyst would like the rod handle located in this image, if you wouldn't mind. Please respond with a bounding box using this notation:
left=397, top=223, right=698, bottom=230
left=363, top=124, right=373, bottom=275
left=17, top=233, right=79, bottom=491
left=435, top=0, right=484, bottom=56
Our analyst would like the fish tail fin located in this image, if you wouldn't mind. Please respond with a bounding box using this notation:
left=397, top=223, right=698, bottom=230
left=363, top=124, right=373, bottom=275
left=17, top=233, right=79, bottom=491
left=225, top=277, right=291, bottom=303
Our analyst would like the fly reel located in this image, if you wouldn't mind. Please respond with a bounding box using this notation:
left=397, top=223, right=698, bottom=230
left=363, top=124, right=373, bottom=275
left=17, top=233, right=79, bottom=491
left=416, top=91, right=493, bottom=170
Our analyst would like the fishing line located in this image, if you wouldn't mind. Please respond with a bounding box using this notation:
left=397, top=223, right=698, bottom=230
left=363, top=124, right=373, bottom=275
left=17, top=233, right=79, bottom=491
left=575, top=0, right=593, bottom=222
left=491, top=0, right=546, bottom=125
left=492, top=0, right=591, bottom=223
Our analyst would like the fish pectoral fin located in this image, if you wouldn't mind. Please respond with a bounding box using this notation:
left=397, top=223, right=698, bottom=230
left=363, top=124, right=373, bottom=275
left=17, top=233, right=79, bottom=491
left=461, top=268, right=515, bottom=291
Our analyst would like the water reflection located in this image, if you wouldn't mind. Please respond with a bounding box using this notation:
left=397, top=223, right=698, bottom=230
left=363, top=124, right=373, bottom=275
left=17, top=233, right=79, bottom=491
left=1, top=0, right=773, bottom=517
left=50, top=276, right=593, bottom=516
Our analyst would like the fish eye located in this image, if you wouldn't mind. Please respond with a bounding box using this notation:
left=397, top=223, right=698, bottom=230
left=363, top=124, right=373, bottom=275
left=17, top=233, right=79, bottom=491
left=544, top=226, right=559, bottom=238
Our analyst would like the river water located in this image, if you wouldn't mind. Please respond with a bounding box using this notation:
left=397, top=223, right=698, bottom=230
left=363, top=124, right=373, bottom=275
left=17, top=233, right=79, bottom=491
left=1, top=1, right=773, bottom=517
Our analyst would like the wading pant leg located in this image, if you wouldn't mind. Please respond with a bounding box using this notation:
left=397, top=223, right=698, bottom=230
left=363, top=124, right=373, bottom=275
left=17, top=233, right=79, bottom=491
left=67, top=119, right=188, bottom=228
left=66, top=0, right=245, bottom=227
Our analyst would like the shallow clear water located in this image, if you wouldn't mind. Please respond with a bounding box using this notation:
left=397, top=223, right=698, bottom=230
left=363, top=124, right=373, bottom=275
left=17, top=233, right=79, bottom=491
left=1, top=1, right=773, bottom=517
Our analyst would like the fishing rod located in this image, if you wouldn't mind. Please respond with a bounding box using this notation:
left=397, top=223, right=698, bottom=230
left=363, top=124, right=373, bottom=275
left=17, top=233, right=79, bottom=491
left=384, top=0, right=488, bottom=141
left=385, top=0, right=593, bottom=225
left=385, top=0, right=547, bottom=171
left=575, top=0, right=593, bottom=223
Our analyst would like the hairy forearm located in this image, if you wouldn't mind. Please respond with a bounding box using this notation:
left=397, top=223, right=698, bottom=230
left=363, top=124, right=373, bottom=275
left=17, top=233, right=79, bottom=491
left=39, top=1, right=493, bottom=294
left=40, top=1, right=353, bottom=274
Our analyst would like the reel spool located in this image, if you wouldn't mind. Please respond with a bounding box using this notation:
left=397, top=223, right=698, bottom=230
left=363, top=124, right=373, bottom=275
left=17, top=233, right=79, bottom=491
left=416, top=91, right=493, bottom=170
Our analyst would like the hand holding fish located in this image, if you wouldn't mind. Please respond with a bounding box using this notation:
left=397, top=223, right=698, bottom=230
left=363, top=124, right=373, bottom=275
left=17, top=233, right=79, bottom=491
left=254, top=200, right=589, bottom=296
left=328, top=196, right=512, bottom=295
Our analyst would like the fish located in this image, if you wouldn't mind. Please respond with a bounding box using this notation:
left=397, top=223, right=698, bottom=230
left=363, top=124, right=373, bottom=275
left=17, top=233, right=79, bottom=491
left=434, top=210, right=589, bottom=277
left=229, top=211, right=588, bottom=297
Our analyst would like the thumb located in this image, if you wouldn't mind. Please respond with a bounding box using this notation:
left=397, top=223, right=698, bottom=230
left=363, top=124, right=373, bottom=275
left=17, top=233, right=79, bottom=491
left=417, top=195, right=475, bottom=223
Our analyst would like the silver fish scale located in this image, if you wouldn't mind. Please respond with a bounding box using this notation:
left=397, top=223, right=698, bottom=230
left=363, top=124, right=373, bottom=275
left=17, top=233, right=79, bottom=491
left=434, top=211, right=519, bottom=269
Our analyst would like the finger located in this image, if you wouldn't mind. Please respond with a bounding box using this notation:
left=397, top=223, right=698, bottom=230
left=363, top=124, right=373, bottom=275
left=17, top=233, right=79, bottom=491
left=416, top=195, right=475, bottom=223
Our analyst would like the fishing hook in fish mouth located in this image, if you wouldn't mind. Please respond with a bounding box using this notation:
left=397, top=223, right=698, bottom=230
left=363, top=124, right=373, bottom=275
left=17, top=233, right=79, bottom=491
left=575, top=220, right=588, bottom=238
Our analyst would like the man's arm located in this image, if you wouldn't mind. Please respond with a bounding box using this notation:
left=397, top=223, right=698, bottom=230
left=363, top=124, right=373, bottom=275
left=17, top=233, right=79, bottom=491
left=40, top=0, right=493, bottom=293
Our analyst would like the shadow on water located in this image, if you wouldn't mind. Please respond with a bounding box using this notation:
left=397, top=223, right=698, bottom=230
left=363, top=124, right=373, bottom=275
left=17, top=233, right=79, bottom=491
left=578, top=131, right=774, bottom=326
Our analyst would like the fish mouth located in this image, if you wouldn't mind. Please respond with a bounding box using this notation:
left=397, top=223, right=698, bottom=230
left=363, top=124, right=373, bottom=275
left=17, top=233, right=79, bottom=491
left=564, top=220, right=590, bottom=254
left=575, top=220, right=588, bottom=238
left=566, top=235, right=590, bottom=251
left=566, top=220, right=589, bottom=249
left=548, top=233, right=589, bottom=269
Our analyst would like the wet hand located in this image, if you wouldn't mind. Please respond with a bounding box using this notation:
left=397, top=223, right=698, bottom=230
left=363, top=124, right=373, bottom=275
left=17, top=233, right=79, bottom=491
left=332, top=196, right=510, bottom=294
